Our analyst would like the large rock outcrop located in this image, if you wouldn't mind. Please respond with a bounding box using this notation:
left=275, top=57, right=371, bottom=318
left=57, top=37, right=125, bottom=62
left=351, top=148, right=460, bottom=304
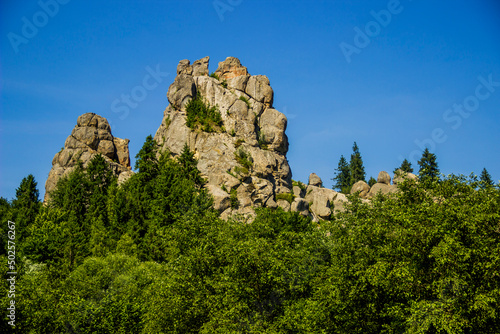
left=154, top=57, right=291, bottom=218
left=44, top=113, right=132, bottom=202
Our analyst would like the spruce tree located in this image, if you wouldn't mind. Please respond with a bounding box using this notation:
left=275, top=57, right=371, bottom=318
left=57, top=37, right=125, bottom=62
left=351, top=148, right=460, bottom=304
left=368, top=177, right=377, bottom=187
left=332, top=155, right=350, bottom=193
left=12, top=174, right=41, bottom=243
left=479, top=168, right=494, bottom=188
left=135, top=135, right=159, bottom=178
left=418, top=148, right=439, bottom=182
left=178, top=143, right=206, bottom=187
left=394, top=159, right=413, bottom=174
left=349, top=142, right=366, bottom=186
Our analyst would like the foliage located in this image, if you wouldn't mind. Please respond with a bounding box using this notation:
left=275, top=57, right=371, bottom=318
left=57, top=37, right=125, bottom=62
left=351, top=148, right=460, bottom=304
left=209, top=72, right=219, bottom=80
left=480, top=167, right=494, bottom=188
left=7, top=132, right=500, bottom=333
left=368, top=176, right=377, bottom=187
left=418, top=148, right=440, bottom=183
left=234, top=147, right=253, bottom=170
left=292, top=180, right=307, bottom=191
left=350, top=141, right=366, bottom=186
left=239, top=95, right=251, bottom=107
left=178, top=143, right=206, bottom=187
left=185, top=94, right=223, bottom=133
left=332, top=155, right=351, bottom=193
left=394, top=158, right=414, bottom=174
left=257, top=130, right=268, bottom=150
left=276, top=192, right=295, bottom=204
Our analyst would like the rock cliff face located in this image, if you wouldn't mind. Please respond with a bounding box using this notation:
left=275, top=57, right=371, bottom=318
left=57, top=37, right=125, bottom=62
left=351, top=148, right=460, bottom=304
left=44, top=113, right=132, bottom=202
left=154, top=57, right=291, bottom=218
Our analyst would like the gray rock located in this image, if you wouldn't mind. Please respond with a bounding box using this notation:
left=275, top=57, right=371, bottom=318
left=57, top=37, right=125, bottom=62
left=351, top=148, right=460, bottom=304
left=377, top=171, right=391, bottom=185
left=393, top=170, right=418, bottom=185
left=45, top=113, right=132, bottom=202
left=291, top=198, right=310, bottom=216
left=167, top=74, right=196, bottom=110
left=215, top=57, right=249, bottom=80
left=367, top=183, right=398, bottom=198
left=304, top=185, right=337, bottom=220
left=245, top=75, right=273, bottom=107
left=350, top=180, right=370, bottom=198
left=206, top=185, right=231, bottom=212
left=308, top=173, right=323, bottom=187
left=192, top=56, right=209, bottom=76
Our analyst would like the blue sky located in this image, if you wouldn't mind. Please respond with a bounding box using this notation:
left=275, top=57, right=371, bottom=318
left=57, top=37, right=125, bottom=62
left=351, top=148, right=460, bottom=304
left=1, top=0, right=499, bottom=200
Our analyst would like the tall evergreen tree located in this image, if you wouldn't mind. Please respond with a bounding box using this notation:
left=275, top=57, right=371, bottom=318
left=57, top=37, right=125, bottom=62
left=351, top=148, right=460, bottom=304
left=479, top=168, right=494, bottom=188
left=11, top=174, right=41, bottom=243
left=178, top=143, right=206, bottom=188
left=418, top=148, right=440, bottom=182
left=349, top=142, right=366, bottom=186
left=394, top=159, right=413, bottom=174
left=332, top=155, right=350, bottom=193
left=135, top=135, right=159, bottom=178
left=368, top=177, right=377, bottom=187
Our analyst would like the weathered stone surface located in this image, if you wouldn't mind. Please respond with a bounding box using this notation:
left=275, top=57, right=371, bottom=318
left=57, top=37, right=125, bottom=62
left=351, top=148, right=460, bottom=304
left=293, top=185, right=305, bottom=198
left=277, top=199, right=291, bottom=212
left=245, top=75, right=273, bottom=107
left=367, top=183, right=398, bottom=198
left=308, top=173, right=323, bottom=187
left=192, top=56, right=209, bottom=76
left=167, top=74, right=196, bottom=110
left=215, top=57, right=249, bottom=80
left=393, top=170, right=418, bottom=185
left=304, top=185, right=337, bottom=220
left=155, top=57, right=293, bottom=219
left=291, top=198, right=310, bottom=217
left=377, top=171, right=391, bottom=185
left=350, top=180, right=370, bottom=198
left=207, top=185, right=231, bottom=212
left=44, top=113, right=132, bottom=202
left=332, top=193, right=348, bottom=213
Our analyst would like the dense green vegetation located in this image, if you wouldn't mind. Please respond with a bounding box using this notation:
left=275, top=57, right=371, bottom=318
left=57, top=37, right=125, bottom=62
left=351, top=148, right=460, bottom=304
left=185, top=94, right=223, bottom=133
left=1, top=136, right=500, bottom=333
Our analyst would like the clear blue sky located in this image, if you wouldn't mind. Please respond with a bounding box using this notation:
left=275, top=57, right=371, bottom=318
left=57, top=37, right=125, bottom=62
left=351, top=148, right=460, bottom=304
left=1, top=0, right=499, bottom=200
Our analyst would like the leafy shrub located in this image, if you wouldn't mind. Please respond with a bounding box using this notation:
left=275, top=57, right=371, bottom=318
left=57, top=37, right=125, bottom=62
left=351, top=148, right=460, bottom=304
left=234, top=148, right=253, bottom=170
left=209, top=72, right=219, bottom=80
left=230, top=188, right=239, bottom=209
left=292, top=180, right=307, bottom=191
left=276, top=192, right=295, bottom=204
left=185, top=94, right=223, bottom=133
left=239, top=95, right=250, bottom=107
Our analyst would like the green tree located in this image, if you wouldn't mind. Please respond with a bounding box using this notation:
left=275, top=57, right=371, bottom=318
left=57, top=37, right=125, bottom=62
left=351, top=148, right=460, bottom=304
left=349, top=142, right=366, bottom=186
left=479, top=167, right=494, bottom=188
left=418, top=148, right=440, bottom=183
left=394, top=158, right=413, bottom=174
left=134, top=135, right=159, bottom=177
left=11, top=174, right=41, bottom=243
left=178, top=143, right=206, bottom=187
left=368, top=176, right=377, bottom=187
left=332, top=155, right=351, bottom=193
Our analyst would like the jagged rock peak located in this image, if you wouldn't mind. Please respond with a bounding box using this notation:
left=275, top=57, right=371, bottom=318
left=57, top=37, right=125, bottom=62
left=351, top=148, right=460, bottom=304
left=44, top=113, right=133, bottom=202
left=154, top=56, right=289, bottom=219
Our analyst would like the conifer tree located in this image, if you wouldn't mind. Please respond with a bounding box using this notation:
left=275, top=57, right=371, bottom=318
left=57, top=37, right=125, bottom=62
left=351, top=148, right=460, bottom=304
left=368, top=177, right=377, bottom=187
left=135, top=135, right=159, bottom=178
left=12, top=174, right=41, bottom=243
left=394, top=159, right=413, bottom=174
left=349, top=142, right=366, bottom=186
left=332, top=155, right=350, bottom=193
left=178, top=143, right=206, bottom=188
left=418, top=148, right=440, bottom=182
left=479, top=168, right=494, bottom=188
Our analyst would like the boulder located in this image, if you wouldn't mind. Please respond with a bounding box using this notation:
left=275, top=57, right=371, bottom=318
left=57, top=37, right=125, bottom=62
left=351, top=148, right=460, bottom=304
left=215, top=57, right=249, bottom=80
left=167, top=74, right=196, bottom=110
left=308, top=173, right=323, bottom=187
left=350, top=180, right=370, bottom=198
left=291, top=198, right=310, bottom=217
left=393, top=169, right=418, bottom=185
left=304, top=185, right=337, bottom=220
left=377, top=171, right=391, bottom=185
left=206, top=185, right=231, bottom=212
left=367, top=183, right=398, bottom=198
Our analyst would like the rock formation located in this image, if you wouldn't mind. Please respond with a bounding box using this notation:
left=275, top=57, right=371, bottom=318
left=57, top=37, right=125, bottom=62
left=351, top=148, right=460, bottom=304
left=154, top=57, right=291, bottom=219
left=44, top=113, right=132, bottom=202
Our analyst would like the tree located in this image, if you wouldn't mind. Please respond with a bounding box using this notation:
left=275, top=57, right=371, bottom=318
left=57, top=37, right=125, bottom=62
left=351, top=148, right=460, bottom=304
left=479, top=168, right=494, bottom=188
left=178, top=143, right=206, bottom=188
left=368, top=176, right=377, bottom=187
left=394, top=159, right=413, bottom=174
left=332, top=155, right=350, bottom=193
left=11, top=174, right=41, bottom=249
left=418, top=148, right=439, bottom=182
left=135, top=135, right=159, bottom=178
left=349, top=142, right=365, bottom=186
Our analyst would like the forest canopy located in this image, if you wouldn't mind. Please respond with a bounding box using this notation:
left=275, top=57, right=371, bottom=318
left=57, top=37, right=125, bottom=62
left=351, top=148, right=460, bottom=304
left=1, top=136, right=499, bottom=333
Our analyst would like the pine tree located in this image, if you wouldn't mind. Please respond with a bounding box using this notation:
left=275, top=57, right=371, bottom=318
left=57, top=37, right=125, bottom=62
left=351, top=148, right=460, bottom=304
left=178, top=143, right=206, bottom=187
left=135, top=135, right=159, bottom=178
left=12, top=174, right=41, bottom=243
left=394, top=159, right=413, bottom=174
left=332, top=155, right=350, bottom=193
left=368, top=177, right=377, bottom=187
left=418, top=148, right=440, bottom=182
left=349, top=142, right=366, bottom=186
left=479, top=168, right=494, bottom=188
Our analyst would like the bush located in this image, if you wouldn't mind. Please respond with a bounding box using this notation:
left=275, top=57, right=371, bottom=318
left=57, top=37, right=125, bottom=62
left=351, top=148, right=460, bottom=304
left=239, top=95, right=250, bottom=107
left=234, top=148, right=253, bottom=170
left=185, top=94, right=223, bottom=133
left=276, top=192, right=295, bottom=204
